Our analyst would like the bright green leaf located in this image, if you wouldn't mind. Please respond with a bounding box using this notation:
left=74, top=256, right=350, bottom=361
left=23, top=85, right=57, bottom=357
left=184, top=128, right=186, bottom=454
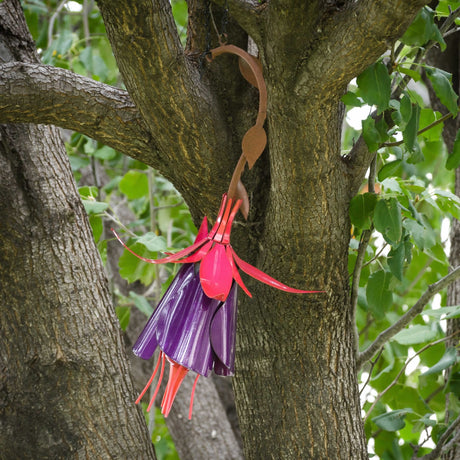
left=372, top=409, right=414, bottom=432
left=366, top=270, right=393, bottom=318
left=378, top=160, right=402, bottom=182
left=119, top=170, right=149, bottom=199
left=401, top=7, right=444, bottom=49
left=426, top=67, right=459, bottom=116
left=403, top=103, right=420, bottom=152
left=349, top=193, right=378, bottom=230
left=397, top=66, right=421, bottom=82
left=393, top=325, right=438, bottom=345
left=374, top=198, right=402, bottom=245
left=115, top=306, right=131, bottom=331
left=357, top=61, right=391, bottom=113
left=388, top=243, right=405, bottom=281
left=419, top=109, right=444, bottom=142
left=342, top=92, right=362, bottom=107
left=82, top=199, right=109, bottom=214
left=421, top=348, right=457, bottom=376
left=129, top=291, right=154, bottom=317
left=135, top=232, right=167, bottom=252
left=403, top=219, right=435, bottom=250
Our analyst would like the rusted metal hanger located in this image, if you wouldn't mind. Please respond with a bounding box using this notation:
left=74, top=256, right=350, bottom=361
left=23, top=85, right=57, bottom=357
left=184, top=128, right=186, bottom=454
left=207, top=44, right=267, bottom=219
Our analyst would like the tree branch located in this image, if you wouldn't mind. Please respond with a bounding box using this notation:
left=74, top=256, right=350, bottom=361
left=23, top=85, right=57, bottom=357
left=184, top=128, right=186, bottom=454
left=0, top=62, right=157, bottom=164
left=211, top=0, right=266, bottom=43
left=357, top=266, right=460, bottom=368
left=416, top=414, right=460, bottom=460
left=96, top=0, right=234, bottom=210
left=295, top=0, right=428, bottom=97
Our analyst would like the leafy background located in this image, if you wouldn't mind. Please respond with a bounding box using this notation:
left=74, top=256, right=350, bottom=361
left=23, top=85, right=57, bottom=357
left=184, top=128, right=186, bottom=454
left=20, top=1, right=460, bottom=458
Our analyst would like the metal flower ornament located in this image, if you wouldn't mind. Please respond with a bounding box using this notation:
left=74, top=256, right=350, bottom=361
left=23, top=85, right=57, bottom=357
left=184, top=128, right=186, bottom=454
left=113, top=44, right=324, bottom=419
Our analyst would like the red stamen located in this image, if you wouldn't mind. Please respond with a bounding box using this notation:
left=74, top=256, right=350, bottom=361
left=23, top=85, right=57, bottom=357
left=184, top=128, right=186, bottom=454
left=147, top=352, right=166, bottom=412
left=189, top=374, right=200, bottom=420
left=222, top=199, right=242, bottom=244
left=208, top=194, right=228, bottom=240
left=161, top=359, right=189, bottom=417
left=214, top=197, right=233, bottom=242
left=135, top=351, right=163, bottom=404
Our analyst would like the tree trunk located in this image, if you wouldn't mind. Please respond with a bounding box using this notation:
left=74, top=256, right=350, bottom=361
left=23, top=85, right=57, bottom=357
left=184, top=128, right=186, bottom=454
left=426, top=25, right=460, bottom=460
left=233, top=89, right=367, bottom=459
left=0, top=2, right=156, bottom=458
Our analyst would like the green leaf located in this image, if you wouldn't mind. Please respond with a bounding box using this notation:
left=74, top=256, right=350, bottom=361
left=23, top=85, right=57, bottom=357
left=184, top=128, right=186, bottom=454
left=393, top=325, right=438, bottom=345
left=349, top=193, right=378, bottom=230
left=388, top=243, right=405, bottom=281
left=397, top=66, right=421, bottom=82
left=378, top=160, right=402, bottom=182
left=362, top=117, right=388, bottom=152
left=135, top=232, right=167, bottom=252
left=446, top=128, right=460, bottom=170
left=89, top=215, right=103, bottom=242
left=421, top=348, right=458, bottom=376
left=342, top=92, right=362, bottom=107
left=372, top=409, right=414, bottom=432
left=374, top=198, right=402, bottom=245
left=423, top=306, right=460, bottom=319
left=129, top=291, right=154, bottom=317
left=119, top=170, right=149, bottom=199
left=82, top=198, right=109, bottom=214
left=400, top=94, right=413, bottom=129
left=357, top=61, right=391, bottom=113
left=115, top=306, right=131, bottom=331
left=419, top=109, right=444, bottom=142
left=403, top=219, right=435, bottom=250
left=92, top=145, right=117, bottom=161
left=118, top=248, right=157, bottom=285
left=403, top=103, right=420, bottom=152
left=402, top=7, right=444, bottom=49
left=366, top=270, right=393, bottom=318
left=426, top=67, right=459, bottom=116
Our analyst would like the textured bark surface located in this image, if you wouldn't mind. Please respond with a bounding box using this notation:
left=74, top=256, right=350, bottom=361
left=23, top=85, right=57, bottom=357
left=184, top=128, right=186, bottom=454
left=0, top=0, right=432, bottom=458
left=427, top=28, right=460, bottom=460
left=0, top=2, right=156, bottom=459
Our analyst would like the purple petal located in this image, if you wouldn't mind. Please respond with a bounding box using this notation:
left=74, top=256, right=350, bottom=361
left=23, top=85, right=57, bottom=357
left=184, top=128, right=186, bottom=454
left=154, top=265, right=222, bottom=376
left=133, top=264, right=195, bottom=359
left=210, top=282, right=238, bottom=375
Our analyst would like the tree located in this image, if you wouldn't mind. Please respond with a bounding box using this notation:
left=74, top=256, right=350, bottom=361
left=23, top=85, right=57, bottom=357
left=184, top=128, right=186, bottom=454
left=1, top=0, right=459, bottom=458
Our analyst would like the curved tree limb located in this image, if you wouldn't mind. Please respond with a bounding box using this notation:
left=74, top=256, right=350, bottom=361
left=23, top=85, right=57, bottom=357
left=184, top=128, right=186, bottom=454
left=211, top=0, right=266, bottom=43
left=357, top=266, right=460, bottom=369
left=294, top=0, right=428, bottom=97
left=416, top=414, right=460, bottom=460
left=0, top=62, right=157, bottom=164
left=96, top=0, right=232, bottom=206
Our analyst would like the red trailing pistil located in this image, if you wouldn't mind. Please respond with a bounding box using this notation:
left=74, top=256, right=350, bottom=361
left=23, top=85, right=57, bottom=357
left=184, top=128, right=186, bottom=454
left=113, top=194, right=323, bottom=301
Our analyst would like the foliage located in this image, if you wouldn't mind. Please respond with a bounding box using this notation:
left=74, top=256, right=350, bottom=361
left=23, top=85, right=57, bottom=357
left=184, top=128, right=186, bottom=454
left=21, top=1, right=460, bottom=458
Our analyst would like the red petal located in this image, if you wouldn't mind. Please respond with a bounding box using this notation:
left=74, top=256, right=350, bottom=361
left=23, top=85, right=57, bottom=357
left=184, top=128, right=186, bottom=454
left=161, top=358, right=189, bottom=418
left=231, top=248, right=325, bottom=294
left=226, top=246, right=252, bottom=297
left=200, top=244, right=233, bottom=301
left=194, top=216, right=209, bottom=244
left=178, top=240, right=213, bottom=264
left=112, top=229, right=157, bottom=263
left=151, top=238, right=207, bottom=264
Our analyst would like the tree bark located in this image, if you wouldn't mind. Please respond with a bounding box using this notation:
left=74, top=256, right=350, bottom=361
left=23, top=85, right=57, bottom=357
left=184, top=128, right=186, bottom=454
left=0, top=2, right=156, bottom=458
left=426, top=24, right=460, bottom=460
